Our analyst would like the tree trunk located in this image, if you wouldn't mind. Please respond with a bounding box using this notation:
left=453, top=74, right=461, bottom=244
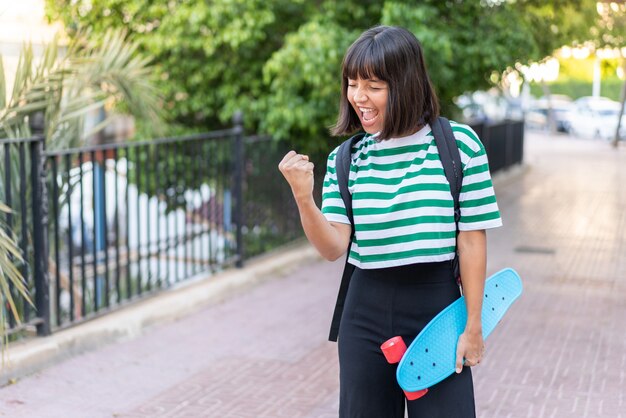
left=613, top=62, right=626, bottom=148
left=541, top=81, right=557, bottom=134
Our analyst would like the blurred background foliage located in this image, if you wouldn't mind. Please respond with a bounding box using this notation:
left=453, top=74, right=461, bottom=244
left=0, top=30, right=162, bottom=148
left=529, top=57, right=623, bottom=101
left=46, top=0, right=618, bottom=155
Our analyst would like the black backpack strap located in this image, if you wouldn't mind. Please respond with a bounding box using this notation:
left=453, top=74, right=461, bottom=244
left=432, top=117, right=462, bottom=207
left=336, top=138, right=358, bottom=230
left=328, top=133, right=364, bottom=342
left=431, top=117, right=464, bottom=282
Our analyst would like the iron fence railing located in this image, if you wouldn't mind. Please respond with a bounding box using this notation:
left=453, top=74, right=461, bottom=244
left=0, top=132, right=48, bottom=336
left=241, top=134, right=324, bottom=259
left=45, top=130, right=242, bottom=328
left=470, top=119, right=524, bottom=173
left=0, top=115, right=523, bottom=339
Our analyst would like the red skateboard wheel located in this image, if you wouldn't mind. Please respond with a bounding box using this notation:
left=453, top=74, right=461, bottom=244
left=404, top=389, right=428, bottom=400
left=380, top=336, right=407, bottom=364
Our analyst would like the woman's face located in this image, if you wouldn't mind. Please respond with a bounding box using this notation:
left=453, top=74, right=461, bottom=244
left=347, top=77, right=388, bottom=135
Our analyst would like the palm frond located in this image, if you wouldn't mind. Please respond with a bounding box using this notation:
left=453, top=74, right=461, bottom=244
left=36, top=33, right=59, bottom=80
left=1, top=28, right=163, bottom=146
left=0, top=203, right=32, bottom=331
left=74, top=29, right=163, bottom=132
left=0, top=56, right=5, bottom=110
left=10, top=44, right=34, bottom=108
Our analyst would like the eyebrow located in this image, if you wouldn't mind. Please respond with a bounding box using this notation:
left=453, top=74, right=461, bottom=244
left=347, top=77, right=384, bottom=82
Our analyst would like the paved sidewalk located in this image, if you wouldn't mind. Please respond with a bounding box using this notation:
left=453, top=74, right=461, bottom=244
left=0, top=132, right=625, bottom=417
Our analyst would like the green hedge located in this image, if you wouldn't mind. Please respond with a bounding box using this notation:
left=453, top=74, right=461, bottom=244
left=530, top=78, right=623, bottom=101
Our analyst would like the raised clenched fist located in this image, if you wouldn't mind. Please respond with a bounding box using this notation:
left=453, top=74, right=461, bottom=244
left=278, top=150, right=315, bottom=201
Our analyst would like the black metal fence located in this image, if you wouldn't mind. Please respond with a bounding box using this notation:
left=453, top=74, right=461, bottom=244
left=0, top=132, right=48, bottom=335
left=0, top=116, right=522, bottom=339
left=470, top=119, right=524, bottom=173
left=241, top=135, right=311, bottom=259
left=45, top=130, right=249, bottom=329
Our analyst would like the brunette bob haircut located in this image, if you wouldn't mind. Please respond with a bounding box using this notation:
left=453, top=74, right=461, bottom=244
left=331, top=26, right=440, bottom=140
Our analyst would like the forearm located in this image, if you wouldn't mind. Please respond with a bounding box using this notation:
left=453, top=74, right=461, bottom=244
left=279, top=150, right=350, bottom=261
left=457, top=230, right=487, bottom=334
left=295, top=194, right=350, bottom=261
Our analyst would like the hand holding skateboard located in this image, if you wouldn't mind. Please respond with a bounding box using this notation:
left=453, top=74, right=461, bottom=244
left=380, top=268, right=523, bottom=400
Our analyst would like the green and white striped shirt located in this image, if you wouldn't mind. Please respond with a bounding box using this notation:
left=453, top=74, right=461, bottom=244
left=322, top=122, right=502, bottom=269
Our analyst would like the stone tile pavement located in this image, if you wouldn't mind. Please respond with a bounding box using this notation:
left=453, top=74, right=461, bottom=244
left=0, top=132, right=625, bottom=417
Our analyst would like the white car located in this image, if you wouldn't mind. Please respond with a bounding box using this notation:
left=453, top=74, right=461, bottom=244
left=566, top=96, right=626, bottom=140
left=525, top=95, right=574, bottom=133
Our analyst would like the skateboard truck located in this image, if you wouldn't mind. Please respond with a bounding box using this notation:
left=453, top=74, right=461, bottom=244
left=381, top=336, right=429, bottom=400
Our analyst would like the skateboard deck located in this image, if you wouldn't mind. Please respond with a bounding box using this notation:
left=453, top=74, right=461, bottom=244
left=386, top=268, right=523, bottom=395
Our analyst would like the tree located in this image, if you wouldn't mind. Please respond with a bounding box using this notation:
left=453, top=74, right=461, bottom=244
left=46, top=0, right=602, bottom=155
left=46, top=0, right=311, bottom=131
left=263, top=1, right=594, bottom=153
left=260, top=19, right=358, bottom=154
left=512, top=0, right=597, bottom=56
left=594, top=1, right=626, bottom=147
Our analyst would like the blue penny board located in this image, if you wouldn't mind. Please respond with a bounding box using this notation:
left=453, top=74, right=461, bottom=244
left=396, top=268, right=523, bottom=392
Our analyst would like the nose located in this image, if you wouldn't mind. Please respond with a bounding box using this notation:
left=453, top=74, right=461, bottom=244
left=353, top=87, right=367, bottom=103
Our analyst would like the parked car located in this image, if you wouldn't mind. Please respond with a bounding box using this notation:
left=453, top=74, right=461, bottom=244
left=525, top=95, right=574, bottom=133
left=455, top=90, right=522, bottom=123
left=565, top=96, right=626, bottom=140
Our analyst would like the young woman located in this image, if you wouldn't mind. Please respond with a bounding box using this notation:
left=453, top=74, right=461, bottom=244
left=278, top=25, right=502, bottom=417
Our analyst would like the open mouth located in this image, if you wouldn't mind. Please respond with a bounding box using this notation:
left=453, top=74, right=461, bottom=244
left=359, top=107, right=379, bottom=124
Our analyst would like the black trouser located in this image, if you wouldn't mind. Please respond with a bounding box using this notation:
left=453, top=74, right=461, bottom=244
left=338, top=262, right=476, bottom=418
